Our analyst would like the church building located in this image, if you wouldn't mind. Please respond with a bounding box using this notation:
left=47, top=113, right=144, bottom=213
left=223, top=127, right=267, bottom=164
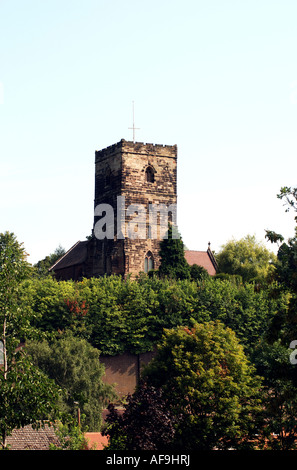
left=50, top=139, right=217, bottom=280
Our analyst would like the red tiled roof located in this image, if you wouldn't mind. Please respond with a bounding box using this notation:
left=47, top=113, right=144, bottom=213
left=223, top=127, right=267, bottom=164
left=185, top=250, right=217, bottom=276
left=6, top=424, right=60, bottom=450
left=6, top=425, right=110, bottom=451
left=84, top=432, right=109, bottom=450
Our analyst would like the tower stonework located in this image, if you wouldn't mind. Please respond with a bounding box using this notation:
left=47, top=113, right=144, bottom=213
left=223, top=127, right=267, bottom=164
left=91, top=139, right=177, bottom=277
left=49, top=139, right=217, bottom=281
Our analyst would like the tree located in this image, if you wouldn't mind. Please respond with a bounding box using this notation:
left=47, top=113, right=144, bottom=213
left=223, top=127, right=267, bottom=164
left=143, top=321, right=263, bottom=450
left=255, top=187, right=297, bottom=449
left=23, top=273, right=282, bottom=359
left=33, top=245, right=65, bottom=278
left=266, top=231, right=297, bottom=294
left=264, top=187, right=297, bottom=353
left=189, top=263, right=209, bottom=281
left=276, top=186, right=297, bottom=215
left=252, top=340, right=297, bottom=450
left=49, top=419, right=88, bottom=450
left=216, top=234, right=276, bottom=284
left=158, top=225, right=190, bottom=280
left=0, top=232, right=61, bottom=448
left=26, top=334, right=115, bottom=431
left=103, top=380, right=179, bottom=450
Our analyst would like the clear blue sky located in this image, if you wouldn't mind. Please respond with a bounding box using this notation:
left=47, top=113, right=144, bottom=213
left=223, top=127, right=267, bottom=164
left=1, top=0, right=297, bottom=263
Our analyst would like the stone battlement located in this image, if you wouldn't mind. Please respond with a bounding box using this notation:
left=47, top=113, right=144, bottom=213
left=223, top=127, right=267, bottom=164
left=95, top=139, right=177, bottom=162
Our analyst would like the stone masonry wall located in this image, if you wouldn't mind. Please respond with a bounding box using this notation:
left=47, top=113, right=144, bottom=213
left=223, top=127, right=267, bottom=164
left=92, top=139, right=177, bottom=276
left=122, top=141, right=177, bottom=275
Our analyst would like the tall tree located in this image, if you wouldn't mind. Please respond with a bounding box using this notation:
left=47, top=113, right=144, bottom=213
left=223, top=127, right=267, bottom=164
left=252, top=339, right=297, bottom=450
left=26, top=334, right=115, bottom=431
left=143, top=321, right=263, bottom=450
left=33, top=245, right=65, bottom=278
left=158, top=224, right=190, bottom=280
left=0, top=232, right=61, bottom=448
left=265, top=187, right=297, bottom=344
left=216, top=234, right=276, bottom=284
left=265, top=188, right=297, bottom=292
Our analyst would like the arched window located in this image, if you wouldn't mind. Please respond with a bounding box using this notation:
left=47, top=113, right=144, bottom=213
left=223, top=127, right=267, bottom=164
left=145, top=166, right=155, bottom=183
left=144, top=251, right=154, bottom=273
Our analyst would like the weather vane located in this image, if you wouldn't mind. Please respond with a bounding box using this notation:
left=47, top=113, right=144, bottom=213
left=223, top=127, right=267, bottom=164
left=128, top=101, right=140, bottom=143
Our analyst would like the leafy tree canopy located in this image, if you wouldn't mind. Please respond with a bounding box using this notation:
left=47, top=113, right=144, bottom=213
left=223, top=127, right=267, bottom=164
left=252, top=339, right=297, bottom=450
left=26, top=334, right=115, bottom=431
left=0, top=232, right=61, bottom=448
left=216, top=234, right=276, bottom=284
left=158, top=224, right=191, bottom=280
left=33, top=245, right=65, bottom=278
left=21, top=274, right=285, bottom=358
left=142, top=321, right=263, bottom=450
left=265, top=186, right=297, bottom=344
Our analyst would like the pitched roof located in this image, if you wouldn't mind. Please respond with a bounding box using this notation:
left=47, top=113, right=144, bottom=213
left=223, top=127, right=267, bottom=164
left=84, top=432, right=109, bottom=450
left=49, top=240, right=88, bottom=271
left=49, top=240, right=218, bottom=276
left=7, top=424, right=60, bottom=450
left=185, top=249, right=217, bottom=276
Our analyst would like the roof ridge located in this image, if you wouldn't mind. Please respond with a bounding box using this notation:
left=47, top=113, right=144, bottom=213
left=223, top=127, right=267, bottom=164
left=207, top=246, right=218, bottom=271
left=49, top=240, right=82, bottom=271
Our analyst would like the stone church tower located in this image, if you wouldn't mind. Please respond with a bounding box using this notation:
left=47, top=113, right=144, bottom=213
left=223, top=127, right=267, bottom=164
left=50, top=139, right=179, bottom=280
left=89, top=139, right=177, bottom=277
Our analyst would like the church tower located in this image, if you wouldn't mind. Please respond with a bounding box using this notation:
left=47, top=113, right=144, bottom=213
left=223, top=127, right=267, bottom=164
left=90, top=139, right=177, bottom=277
left=49, top=138, right=217, bottom=281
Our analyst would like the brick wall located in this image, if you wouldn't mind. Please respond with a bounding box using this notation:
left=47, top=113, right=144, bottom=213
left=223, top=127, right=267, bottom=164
left=100, top=349, right=156, bottom=399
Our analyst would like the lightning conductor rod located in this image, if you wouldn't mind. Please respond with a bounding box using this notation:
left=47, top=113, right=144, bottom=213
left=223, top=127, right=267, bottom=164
left=128, top=101, right=140, bottom=143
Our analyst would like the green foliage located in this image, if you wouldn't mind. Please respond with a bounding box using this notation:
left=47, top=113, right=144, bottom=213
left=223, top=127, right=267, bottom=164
left=0, top=232, right=61, bottom=448
left=158, top=225, right=191, bottom=280
left=143, top=321, right=263, bottom=450
left=21, top=275, right=288, bottom=359
left=0, top=232, right=34, bottom=346
left=0, top=353, right=61, bottom=448
left=277, top=186, right=297, bottom=216
left=254, top=185, right=297, bottom=449
left=26, top=334, right=115, bottom=431
left=265, top=187, right=297, bottom=344
left=50, top=419, right=88, bottom=450
left=273, top=230, right=297, bottom=292
left=216, top=234, right=276, bottom=284
left=3, top=225, right=296, bottom=449
left=33, top=245, right=65, bottom=278
left=189, top=263, right=209, bottom=281
left=252, top=340, right=297, bottom=449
